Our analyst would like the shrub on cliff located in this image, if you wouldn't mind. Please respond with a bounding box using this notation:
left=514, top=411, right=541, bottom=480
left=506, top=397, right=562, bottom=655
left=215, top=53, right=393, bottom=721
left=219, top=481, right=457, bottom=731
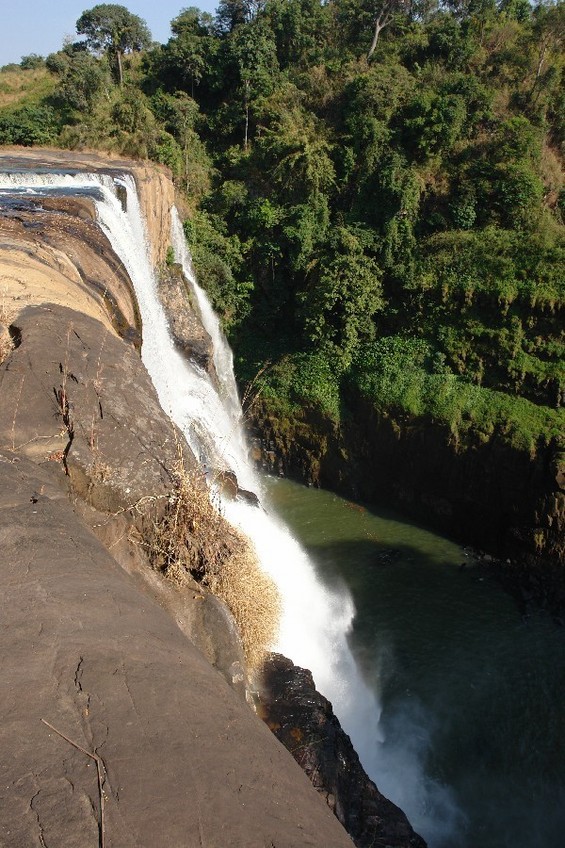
left=144, top=455, right=280, bottom=670
left=352, top=337, right=565, bottom=453
left=0, top=104, right=58, bottom=145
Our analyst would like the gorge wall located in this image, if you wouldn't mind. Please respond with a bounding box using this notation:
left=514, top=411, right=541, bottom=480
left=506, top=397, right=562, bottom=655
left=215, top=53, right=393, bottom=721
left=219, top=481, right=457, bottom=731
left=0, top=148, right=425, bottom=848
left=250, top=396, right=564, bottom=599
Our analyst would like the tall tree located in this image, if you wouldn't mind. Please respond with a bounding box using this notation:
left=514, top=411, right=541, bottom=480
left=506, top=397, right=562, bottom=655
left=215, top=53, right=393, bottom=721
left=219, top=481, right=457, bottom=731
left=76, top=4, right=151, bottom=85
left=164, top=8, right=216, bottom=97
left=366, top=0, right=411, bottom=58
left=229, top=20, right=279, bottom=148
left=215, top=0, right=265, bottom=33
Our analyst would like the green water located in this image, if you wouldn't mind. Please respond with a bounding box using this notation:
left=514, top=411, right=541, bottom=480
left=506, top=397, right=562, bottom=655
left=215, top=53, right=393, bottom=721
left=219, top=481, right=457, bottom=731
left=266, top=476, right=565, bottom=848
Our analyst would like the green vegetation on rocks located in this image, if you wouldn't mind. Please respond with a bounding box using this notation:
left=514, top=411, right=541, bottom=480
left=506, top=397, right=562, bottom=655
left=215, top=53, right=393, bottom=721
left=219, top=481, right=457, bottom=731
left=1, top=0, right=563, bottom=455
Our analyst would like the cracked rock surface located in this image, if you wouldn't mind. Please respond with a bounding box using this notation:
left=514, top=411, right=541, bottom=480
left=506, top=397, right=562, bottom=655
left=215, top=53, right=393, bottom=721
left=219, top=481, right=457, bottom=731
left=0, top=298, right=354, bottom=846
left=0, top=406, right=353, bottom=848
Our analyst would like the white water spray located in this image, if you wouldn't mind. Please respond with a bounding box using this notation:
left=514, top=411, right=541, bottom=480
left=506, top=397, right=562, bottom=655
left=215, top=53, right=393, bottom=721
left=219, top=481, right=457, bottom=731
left=99, top=175, right=253, bottom=480
left=170, top=198, right=383, bottom=762
left=171, top=210, right=242, bottom=425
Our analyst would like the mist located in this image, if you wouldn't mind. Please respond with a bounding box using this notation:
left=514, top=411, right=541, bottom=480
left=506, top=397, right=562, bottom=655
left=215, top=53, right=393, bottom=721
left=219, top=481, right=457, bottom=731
left=369, top=697, right=467, bottom=847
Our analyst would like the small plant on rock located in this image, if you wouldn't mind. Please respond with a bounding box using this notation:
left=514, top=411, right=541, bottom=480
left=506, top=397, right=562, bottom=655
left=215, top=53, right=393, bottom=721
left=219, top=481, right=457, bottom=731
left=145, top=452, right=280, bottom=671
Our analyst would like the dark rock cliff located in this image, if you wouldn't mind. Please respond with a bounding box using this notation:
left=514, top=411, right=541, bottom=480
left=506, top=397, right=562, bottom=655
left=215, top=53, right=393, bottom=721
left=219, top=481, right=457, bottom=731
left=158, top=261, right=215, bottom=374
left=250, top=397, right=564, bottom=598
left=259, top=654, right=427, bottom=848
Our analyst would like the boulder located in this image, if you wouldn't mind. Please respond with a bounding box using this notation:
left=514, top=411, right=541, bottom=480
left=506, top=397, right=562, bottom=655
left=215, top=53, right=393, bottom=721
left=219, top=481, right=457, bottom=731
left=259, top=653, right=427, bottom=848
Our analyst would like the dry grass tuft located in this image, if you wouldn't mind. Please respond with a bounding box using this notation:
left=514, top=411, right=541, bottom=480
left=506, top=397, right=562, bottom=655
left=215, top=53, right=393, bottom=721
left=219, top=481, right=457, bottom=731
left=0, top=296, right=14, bottom=365
left=0, top=331, right=12, bottom=364
left=145, top=454, right=280, bottom=671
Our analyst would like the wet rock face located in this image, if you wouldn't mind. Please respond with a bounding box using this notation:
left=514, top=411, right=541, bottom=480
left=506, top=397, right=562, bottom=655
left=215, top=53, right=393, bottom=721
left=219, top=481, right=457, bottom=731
left=157, top=262, right=214, bottom=373
left=259, top=653, right=427, bottom=848
left=0, top=195, right=140, bottom=339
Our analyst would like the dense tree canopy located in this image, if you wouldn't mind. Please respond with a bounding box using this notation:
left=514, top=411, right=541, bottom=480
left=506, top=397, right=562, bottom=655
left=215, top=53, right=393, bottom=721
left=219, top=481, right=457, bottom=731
left=1, top=0, right=563, bottom=450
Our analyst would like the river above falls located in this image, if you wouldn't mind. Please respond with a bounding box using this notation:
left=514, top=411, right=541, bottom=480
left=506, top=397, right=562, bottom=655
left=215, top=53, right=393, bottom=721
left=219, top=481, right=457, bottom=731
left=264, top=476, right=565, bottom=848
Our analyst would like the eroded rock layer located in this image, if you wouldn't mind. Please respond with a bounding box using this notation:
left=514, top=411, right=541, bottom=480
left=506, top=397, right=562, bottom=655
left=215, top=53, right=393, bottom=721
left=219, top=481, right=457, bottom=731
left=251, top=398, right=565, bottom=576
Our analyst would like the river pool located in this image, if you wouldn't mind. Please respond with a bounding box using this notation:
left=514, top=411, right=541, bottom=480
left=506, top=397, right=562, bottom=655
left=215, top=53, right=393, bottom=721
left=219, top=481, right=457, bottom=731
left=265, top=476, right=565, bottom=848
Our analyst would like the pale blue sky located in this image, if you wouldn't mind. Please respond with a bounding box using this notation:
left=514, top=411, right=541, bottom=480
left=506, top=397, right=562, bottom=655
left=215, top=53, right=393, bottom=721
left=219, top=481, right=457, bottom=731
left=1, top=0, right=219, bottom=67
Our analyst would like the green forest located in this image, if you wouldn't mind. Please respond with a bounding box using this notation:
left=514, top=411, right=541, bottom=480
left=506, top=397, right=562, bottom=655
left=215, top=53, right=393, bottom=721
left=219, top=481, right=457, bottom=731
left=1, top=0, right=563, bottom=454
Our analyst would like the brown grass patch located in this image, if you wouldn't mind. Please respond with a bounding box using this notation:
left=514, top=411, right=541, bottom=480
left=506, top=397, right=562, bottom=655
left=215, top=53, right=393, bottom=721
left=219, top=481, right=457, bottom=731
left=144, top=455, right=280, bottom=671
left=0, top=295, right=14, bottom=364
left=0, top=67, right=56, bottom=109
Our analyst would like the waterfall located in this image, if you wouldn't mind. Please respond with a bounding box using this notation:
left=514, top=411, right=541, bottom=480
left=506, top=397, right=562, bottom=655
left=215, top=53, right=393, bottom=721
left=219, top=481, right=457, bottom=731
left=0, top=169, right=382, bottom=780
left=169, top=199, right=384, bottom=764
left=170, top=210, right=242, bottom=426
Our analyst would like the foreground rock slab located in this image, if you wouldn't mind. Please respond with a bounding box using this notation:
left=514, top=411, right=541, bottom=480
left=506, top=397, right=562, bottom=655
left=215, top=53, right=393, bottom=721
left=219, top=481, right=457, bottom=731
left=0, top=454, right=354, bottom=848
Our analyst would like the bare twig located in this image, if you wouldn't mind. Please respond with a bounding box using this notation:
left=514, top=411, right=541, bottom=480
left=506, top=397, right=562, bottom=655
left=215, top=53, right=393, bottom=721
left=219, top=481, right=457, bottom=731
left=240, top=360, right=271, bottom=416
left=41, top=718, right=106, bottom=848
left=10, top=374, right=25, bottom=451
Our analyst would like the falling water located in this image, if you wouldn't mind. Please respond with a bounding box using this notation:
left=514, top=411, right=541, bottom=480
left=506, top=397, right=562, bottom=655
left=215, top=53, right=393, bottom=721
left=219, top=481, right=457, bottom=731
left=169, top=193, right=384, bottom=763
left=0, top=169, right=381, bottom=800
left=99, top=176, right=253, bottom=481
left=170, top=209, right=242, bottom=424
